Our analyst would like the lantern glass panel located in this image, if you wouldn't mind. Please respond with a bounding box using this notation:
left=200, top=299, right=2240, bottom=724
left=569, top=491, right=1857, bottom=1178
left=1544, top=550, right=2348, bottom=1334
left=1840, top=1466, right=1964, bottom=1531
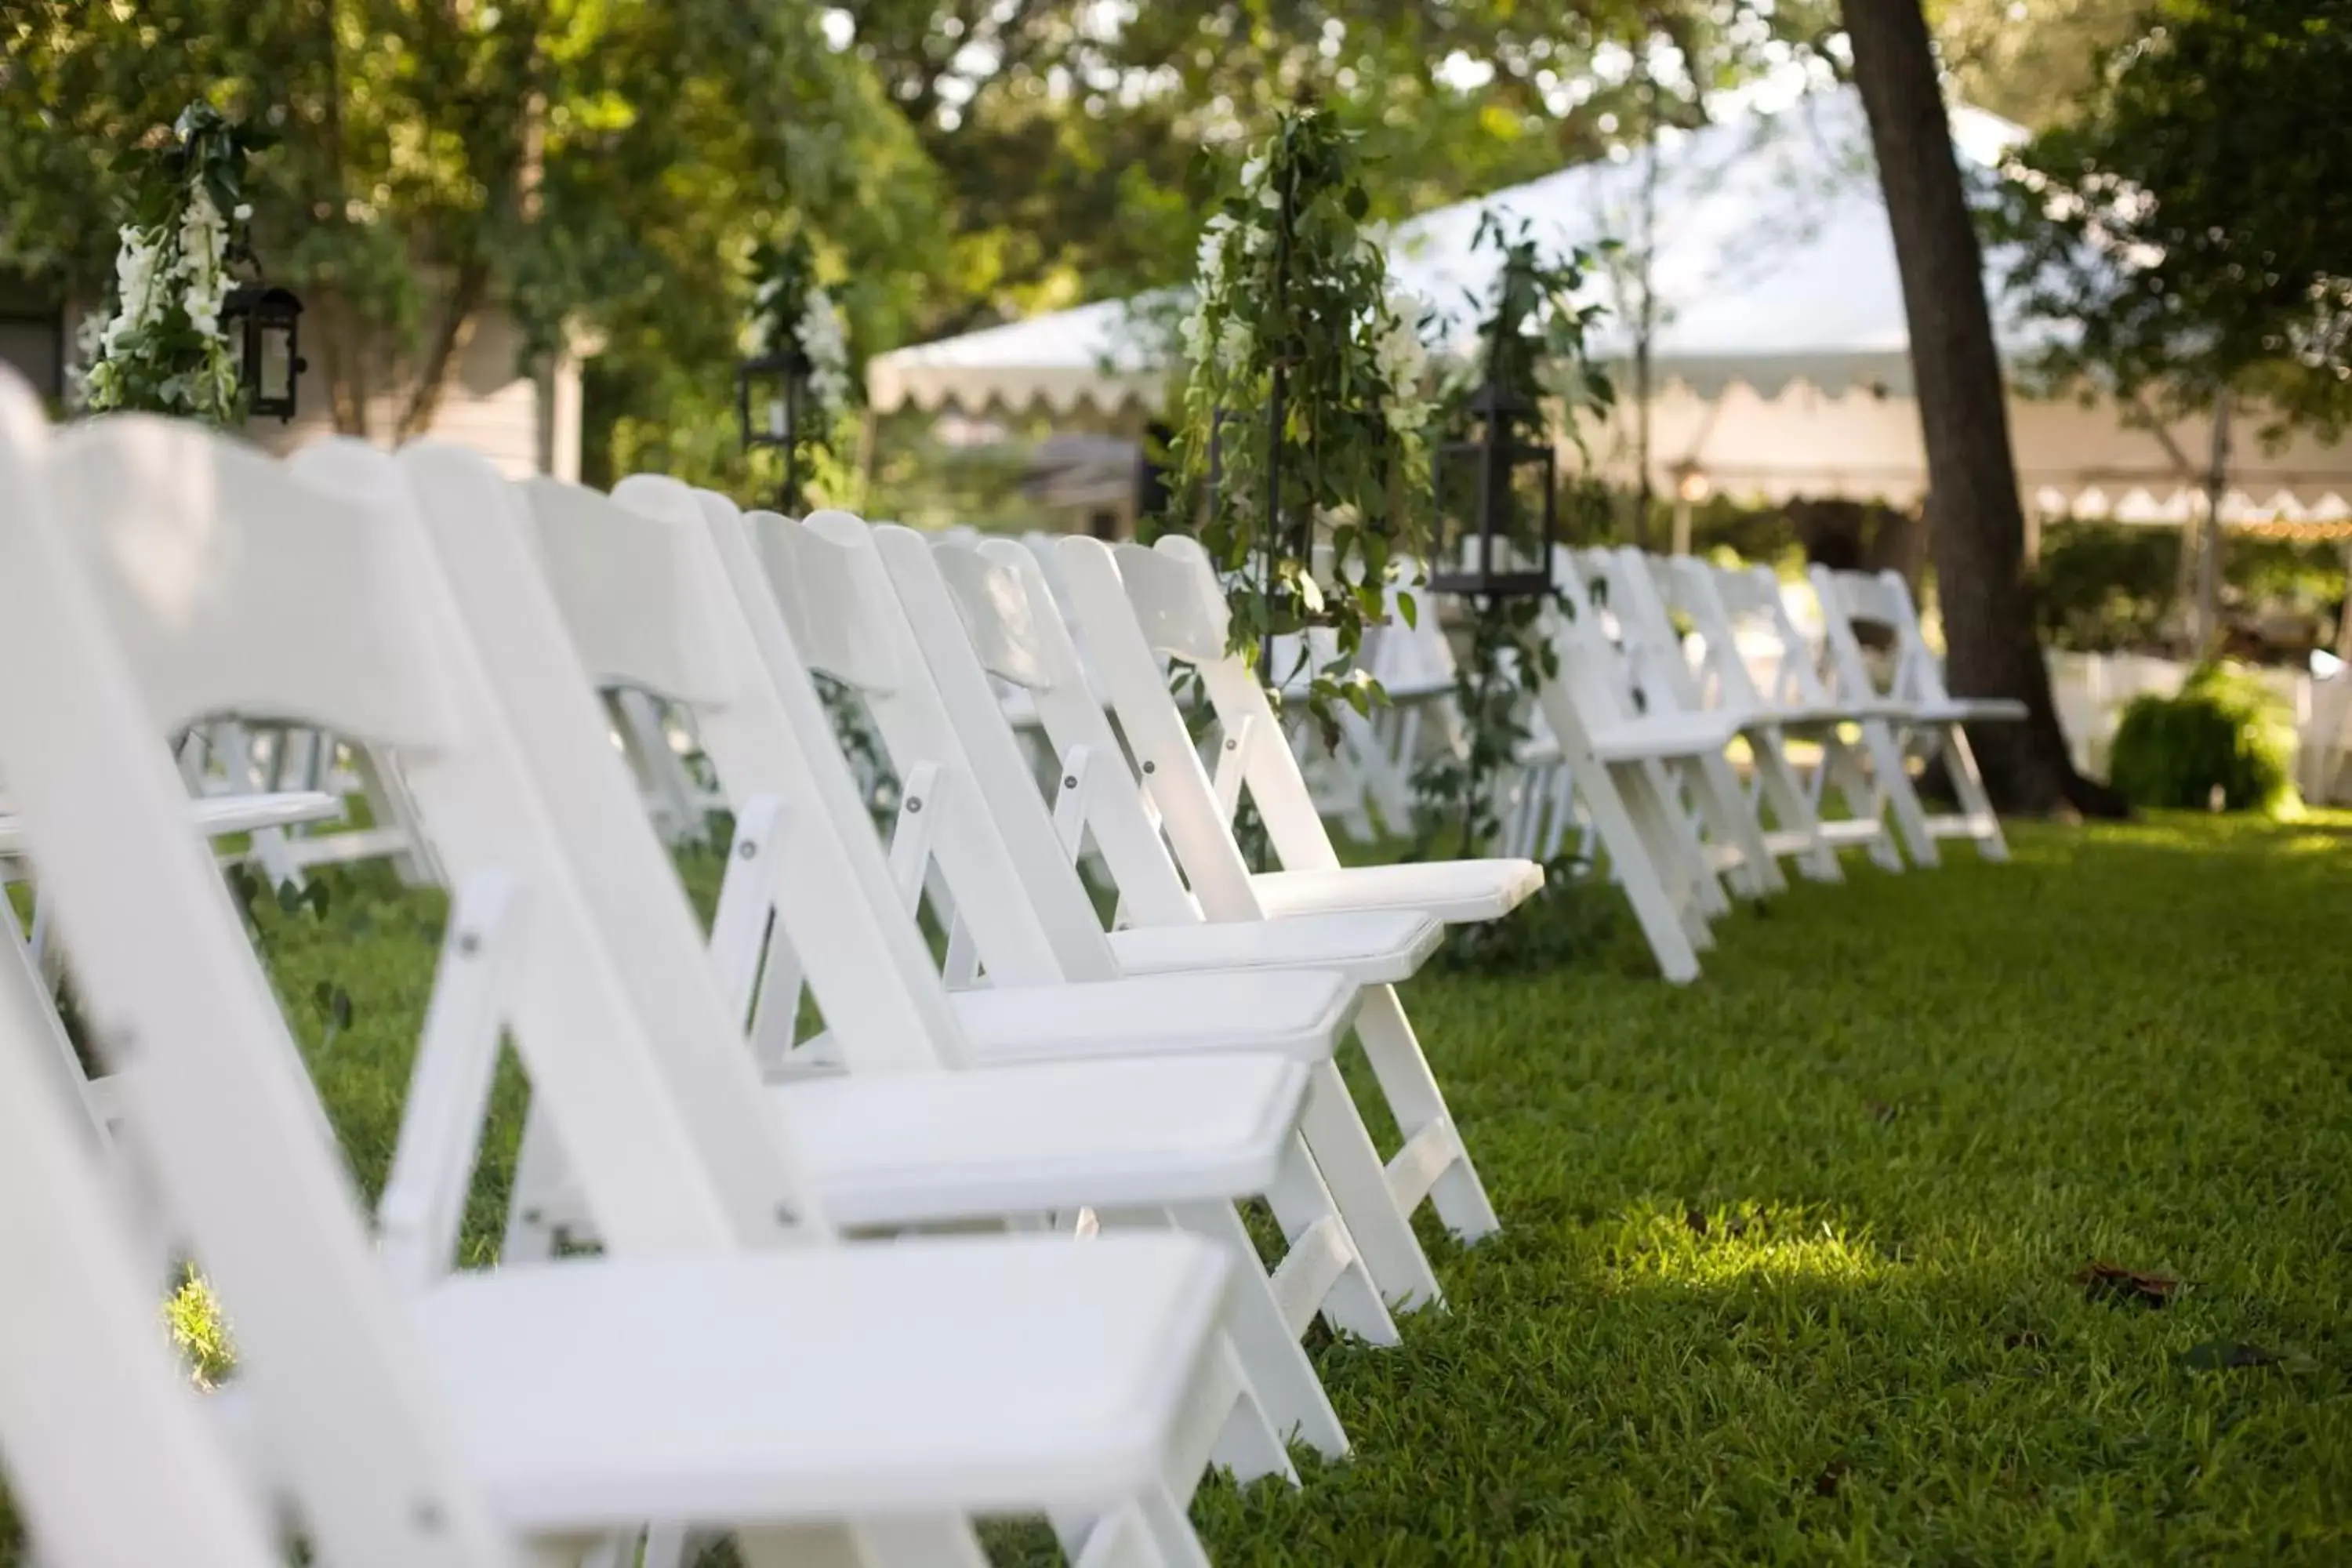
left=1429, top=415, right=1557, bottom=597
left=256, top=315, right=296, bottom=407
left=737, top=350, right=807, bottom=451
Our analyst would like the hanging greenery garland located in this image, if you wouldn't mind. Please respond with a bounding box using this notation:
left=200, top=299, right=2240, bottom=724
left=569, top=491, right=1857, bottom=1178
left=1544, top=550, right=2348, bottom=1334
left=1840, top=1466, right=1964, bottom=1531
left=79, top=103, right=274, bottom=426
left=742, top=233, right=858, bottom=513
left=1168, top=105, right=1436, bottom=735
left=1414, top=215, right=1619, bottom=970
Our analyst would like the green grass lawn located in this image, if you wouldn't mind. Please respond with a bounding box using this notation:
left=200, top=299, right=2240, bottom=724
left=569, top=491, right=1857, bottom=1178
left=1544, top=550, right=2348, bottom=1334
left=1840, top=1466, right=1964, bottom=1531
left=9, top=813, right=2351, bottom=1563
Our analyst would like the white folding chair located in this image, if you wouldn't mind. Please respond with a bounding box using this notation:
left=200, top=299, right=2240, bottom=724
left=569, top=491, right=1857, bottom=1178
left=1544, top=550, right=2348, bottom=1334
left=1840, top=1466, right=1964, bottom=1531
left=0, top=935, right=295, bottom=1568
left=913, top=532, right=1504, bottom=1284
left=0, top=399, right=1236, bottom=1568
left=761, top=511, right=1447, bottom=1313
left=1497, top=557, right=1748, bottom=985
left=1809, top=566, right=2020, bottom=864
left=1661, top=557, right=1908, bottom=875
left=1574, top=546, right=1791, bottom=901
left=503, top=474, right=1363, bottom=1468
left=1019, top=534, right=1512, bottom=1242
left=1057, top=535, right=1545, bottom=925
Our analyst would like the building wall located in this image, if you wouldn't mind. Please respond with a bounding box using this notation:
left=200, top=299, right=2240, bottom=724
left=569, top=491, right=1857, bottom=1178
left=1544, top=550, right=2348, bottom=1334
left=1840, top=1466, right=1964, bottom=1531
left=0, top=285, right=579, bottom=481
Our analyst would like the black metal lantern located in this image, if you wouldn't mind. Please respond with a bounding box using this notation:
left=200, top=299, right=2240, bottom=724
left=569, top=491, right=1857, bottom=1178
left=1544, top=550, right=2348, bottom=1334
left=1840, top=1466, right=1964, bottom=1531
left=1429, top=372, right=1558, bottom=598
left=736, top=346, right=811, bottom=512
left=223, top=284, right=306, bottom=423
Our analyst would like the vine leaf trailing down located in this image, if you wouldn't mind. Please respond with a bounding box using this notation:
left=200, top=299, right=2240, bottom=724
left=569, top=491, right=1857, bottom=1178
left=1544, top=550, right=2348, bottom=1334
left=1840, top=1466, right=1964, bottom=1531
left=1167, top=103, right=1438, bottom=745
left=78, top=102, right=274, bottom=425
left=1413, top=213, right=1621, bottom=972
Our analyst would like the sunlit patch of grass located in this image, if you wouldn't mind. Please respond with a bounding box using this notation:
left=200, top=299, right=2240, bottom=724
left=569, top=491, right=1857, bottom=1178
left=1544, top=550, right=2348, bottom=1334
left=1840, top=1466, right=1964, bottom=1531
left=163, top=1267, right=234, bottom=1390
left=1603, top=1199, right=1898, bottom=1291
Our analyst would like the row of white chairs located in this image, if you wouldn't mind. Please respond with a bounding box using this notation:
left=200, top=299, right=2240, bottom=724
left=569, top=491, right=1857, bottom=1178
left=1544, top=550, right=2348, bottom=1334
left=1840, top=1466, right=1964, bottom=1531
left=0, top=375, right=1552, bottom=1568
left=1298, top=545, right=2024, bottom=982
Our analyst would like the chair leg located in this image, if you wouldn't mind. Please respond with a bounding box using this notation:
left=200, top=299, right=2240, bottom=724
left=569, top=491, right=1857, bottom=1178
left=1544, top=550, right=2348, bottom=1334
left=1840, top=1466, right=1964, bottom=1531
left=1751, top=728, right=1843, bottom=882
left=1642, top=760, right=1732, bottom=916
left=1940, top=720, right=2010, bottom=861
left=1571, top=758, right=1703, bottom=982
left=640, top=1525, right=699, bottom=1568
left=1820, top=732, right=1905, bottom=873
left=1693, top=751, right=1786, bottom=896
left=1350, top=985, right=1500, bottom=1245
left=734, top=1519, right=989, bottom=1568
left=1073, top=1491, right=1210, bottom=1568
left=1156, top=1202, right=1348, bottom=1460
left=1284, top=1069, right=1428, bottom=1323
left=1860, top=720, right=1941, bottom=867
left=499, top=1101, right=567, bottom=1265
left=1620, top=762, right=1717, bottom=950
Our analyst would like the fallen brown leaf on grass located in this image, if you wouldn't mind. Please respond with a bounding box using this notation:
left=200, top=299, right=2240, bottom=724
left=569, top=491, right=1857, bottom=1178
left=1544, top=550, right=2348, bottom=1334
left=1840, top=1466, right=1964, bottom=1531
left=2073, top=1261, right=2183, bottom=1308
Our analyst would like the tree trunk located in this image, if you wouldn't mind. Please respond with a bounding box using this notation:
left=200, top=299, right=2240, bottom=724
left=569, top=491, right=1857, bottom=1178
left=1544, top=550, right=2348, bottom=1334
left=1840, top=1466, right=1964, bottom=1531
left=1841, top=0, right=2125, bottom=817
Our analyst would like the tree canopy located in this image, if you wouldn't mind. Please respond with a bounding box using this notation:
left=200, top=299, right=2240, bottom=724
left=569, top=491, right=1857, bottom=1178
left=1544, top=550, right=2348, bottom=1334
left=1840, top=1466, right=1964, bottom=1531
left=1995, top=0, right=2352, bottom=439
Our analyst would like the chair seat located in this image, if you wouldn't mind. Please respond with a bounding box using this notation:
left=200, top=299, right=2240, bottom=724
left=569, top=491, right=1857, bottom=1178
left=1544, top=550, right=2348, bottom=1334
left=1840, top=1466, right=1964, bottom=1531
left=777, top=1054, right=1310, bottom=1225
left=1738, top=699, right=1909, bottom=731
left=0, top=789, right=343, bottom=858
left=1248, top=858, right=1545, bottom=925
left=1105, top=909, right=1443, bottom=985
left=1587, top=710, right=1740, bottom=762
left=233, top=1234, right=1228, bottom=1530
left=949, top=968, right=1359, bottom=1065
left=1911, top=697, right=2028, bottom=725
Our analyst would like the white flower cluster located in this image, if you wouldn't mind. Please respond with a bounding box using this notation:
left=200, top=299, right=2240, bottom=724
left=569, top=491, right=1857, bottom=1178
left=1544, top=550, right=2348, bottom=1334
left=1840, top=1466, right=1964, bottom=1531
left=1374, top=290, right=1436, bottom=436
left=1181, top=212, right=1252, bottom=375
left=750, top=270, right=855, bottom=422
left=797, top=285, right=853, bottom=418
left=83, top=173, right=248, bottom=421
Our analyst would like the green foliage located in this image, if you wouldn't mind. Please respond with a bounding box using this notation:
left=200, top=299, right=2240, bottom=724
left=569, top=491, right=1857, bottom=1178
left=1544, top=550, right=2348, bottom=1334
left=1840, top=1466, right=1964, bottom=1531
left=0, top=2, right=933, bottom=445
left=1171, top=104, right=1431, bottom=729
left=1410, top=217, right=1609, bottom=853
left=2107, top=663, right=2299, bottom=815
left=1995, top=0, right=2352, bottom=440
left=78, top=102, right=269, bottom=423
left=163, top=1267, right=235, bottom=1389
left=741, top=233, right=860, bottom=514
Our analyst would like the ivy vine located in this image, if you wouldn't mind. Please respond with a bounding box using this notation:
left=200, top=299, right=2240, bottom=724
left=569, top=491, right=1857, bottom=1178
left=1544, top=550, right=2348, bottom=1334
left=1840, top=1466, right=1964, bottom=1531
left=1413, top=215, right=1620, bottom=971
left=1167, top=104, right=1435, bottom=739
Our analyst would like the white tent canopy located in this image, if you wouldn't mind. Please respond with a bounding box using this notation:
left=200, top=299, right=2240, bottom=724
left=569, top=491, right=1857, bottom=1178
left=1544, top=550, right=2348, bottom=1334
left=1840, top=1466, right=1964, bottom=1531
left=870, top=87, right=2352, bottom=521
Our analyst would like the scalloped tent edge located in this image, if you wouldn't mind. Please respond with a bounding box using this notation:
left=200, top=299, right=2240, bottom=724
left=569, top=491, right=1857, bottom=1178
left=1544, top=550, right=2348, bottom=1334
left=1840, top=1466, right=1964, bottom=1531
left=869, top=86, right=2352, bottom=521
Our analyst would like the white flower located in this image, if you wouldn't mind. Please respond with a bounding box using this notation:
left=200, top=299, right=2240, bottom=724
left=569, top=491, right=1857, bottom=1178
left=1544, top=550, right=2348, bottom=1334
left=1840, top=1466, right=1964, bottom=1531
left=793, top=285, right=854, bottom=419
left=1240, top=154, right=1267, bottom=191
left=232, top=202, right=252, bottom=221
left=1217, top=318, right=1252, bottom=371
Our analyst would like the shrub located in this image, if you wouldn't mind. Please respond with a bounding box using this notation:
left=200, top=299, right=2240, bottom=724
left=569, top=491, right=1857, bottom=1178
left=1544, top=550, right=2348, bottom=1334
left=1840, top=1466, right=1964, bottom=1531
left=2107, top=663, right=2299, bottom=814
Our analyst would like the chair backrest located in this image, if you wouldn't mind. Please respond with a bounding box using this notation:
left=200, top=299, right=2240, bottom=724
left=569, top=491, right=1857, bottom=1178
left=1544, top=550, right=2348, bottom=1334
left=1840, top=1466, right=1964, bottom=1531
left=746, top=509, right=1105, bottom=987
left=1592, top=547, right=1706, bottom=716
left=0, top=400, right=524, bottom=1568
left=0, top=939, right=286, bottom=1568
left=931, top=535, right=1240, bottom=927
left=1655, top=556, right=1766, bottom=715
left=869, top=519, right=1200, bottom=964
left=1058, top=534, right=1345, bottom=882
left=521, top=475, right=972, bottom=1069
left=1537, top=550, right=1653, bottom=737
left=1809, top=565, right=1949, bottom=707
